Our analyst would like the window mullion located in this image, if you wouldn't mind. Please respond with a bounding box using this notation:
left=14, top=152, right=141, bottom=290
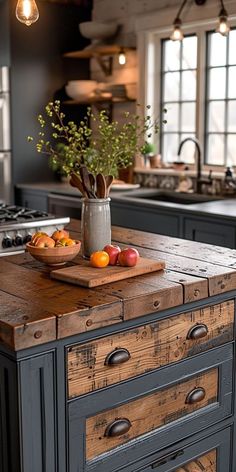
left=196, top=26, right=206, bottom=163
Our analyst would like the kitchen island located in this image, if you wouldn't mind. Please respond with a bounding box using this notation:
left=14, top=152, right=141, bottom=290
left=0, top=220, right=236, bottom=472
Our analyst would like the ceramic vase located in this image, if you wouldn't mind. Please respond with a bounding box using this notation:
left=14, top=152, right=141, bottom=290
left=81, top=197, right=111, bottom=258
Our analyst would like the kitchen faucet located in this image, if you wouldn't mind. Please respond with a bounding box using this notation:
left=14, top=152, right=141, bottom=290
left=177, top=137, right=204, bottom=194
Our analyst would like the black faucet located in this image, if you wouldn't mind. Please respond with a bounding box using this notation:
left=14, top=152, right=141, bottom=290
left=177, top=137, right=203, bottom=194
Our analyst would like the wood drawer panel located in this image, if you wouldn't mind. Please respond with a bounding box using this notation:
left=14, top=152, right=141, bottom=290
left=175, top=450, right=216, bottom=471
left=86, top=368, right=218, bottom=460
left=67, top=300, right=234, bottom=398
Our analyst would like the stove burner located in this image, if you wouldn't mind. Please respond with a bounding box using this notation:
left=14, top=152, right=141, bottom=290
left=0, top=204, right=49, bottom=223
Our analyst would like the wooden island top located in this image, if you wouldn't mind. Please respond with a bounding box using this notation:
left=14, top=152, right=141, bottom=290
left=1, top=219, right=236, bottom=351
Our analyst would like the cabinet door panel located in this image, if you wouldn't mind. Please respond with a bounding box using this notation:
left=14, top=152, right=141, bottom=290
left=184, top=218, right=235, bottom=248
left=19, top=352, right=57, bottom=472
left=111, top=203, right=179, bottom=237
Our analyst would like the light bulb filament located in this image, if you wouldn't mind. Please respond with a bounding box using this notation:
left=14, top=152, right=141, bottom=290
left=16, top=0, right=39, bottom=26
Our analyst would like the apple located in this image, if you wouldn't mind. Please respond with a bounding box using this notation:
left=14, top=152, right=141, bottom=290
left=51, top=229, right=69, bottom=242
left=56, top=237, right=76, bottom=247
left=118, top=248, right=139, bottom=267
left=34, top=236, right=55, bottom=248
left=31, top=231, right=48, bottom=245
left=103, top=244, right=121, bottom=265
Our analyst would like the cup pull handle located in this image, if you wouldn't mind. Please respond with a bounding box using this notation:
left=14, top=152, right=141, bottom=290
left=104, top=348, right=131, bottom=366
left=187, top=323, right=208, bottom=340
left=185, top=387, right=206, bottom=404
left=104, top=418, right=132, bottom=437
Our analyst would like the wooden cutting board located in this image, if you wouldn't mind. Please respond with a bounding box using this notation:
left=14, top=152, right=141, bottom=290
left=50, top=257, right=165, bottom=288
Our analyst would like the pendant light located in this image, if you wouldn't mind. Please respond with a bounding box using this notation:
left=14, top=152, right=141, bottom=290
left=170, top=0, right=187, bottom=41
left=118, top=48, right=126, bottom=65
left=16, top=0, right=39, bottom=26
left=216, top=0, right=230, bottom=36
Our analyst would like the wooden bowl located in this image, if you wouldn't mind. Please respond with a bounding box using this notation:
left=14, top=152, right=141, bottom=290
left=26, top=241, right=81, bottom=266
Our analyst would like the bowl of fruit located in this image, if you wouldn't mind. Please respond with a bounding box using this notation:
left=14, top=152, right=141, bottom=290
left=26, top=229, right=81, bottom=266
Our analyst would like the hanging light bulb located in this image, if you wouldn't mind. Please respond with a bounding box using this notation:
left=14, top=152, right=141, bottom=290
left=16, top=0, right=39, bottom=26
left=216, top=1, right=230, bottom=36
left=118, top=48, right=126, bottom=66
left=170, top=18, right=184, bottom=41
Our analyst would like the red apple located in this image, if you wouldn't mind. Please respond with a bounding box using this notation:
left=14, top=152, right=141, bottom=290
left=51, top=229, right=69, bottom=242
left=103, top=244, right=121, bottom=265
left=118, top=248, right=139, bottom=267
left=34, top=236, right=55, bottom=248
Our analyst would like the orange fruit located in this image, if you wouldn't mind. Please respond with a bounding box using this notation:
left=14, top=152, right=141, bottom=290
left=90, top=251, right=109, bottom=268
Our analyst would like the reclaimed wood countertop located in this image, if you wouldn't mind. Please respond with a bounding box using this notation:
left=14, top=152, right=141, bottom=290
left=1, top=219, right=236, bottom=351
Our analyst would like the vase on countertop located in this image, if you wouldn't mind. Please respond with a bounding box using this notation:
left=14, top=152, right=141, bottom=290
left=81, top=197, right=111, bottom=258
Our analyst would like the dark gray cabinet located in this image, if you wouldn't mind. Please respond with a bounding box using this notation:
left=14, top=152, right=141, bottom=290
left=111, top=202, right=180, bottom=237
left=15, top=184, right=236, bottom=248
left=184, top=217, right=236, bottom=248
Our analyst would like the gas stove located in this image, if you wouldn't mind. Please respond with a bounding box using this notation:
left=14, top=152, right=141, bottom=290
left=0, top=204, right=70, bottom=256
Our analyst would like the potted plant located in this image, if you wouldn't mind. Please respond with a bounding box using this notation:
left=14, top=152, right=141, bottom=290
left=28, top=100, right=164, bottom=257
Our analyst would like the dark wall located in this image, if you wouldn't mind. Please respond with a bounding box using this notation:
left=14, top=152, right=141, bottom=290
left=5, top=0, right=91, bottom=184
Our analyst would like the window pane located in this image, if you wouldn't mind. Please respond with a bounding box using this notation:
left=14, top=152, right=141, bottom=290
left=208, top=101, right=225, bottom=132
left=181, top=103, right=196, bottom=132
left=209, top=68, right=226, bottom=99
left=207, top=134, right=224, bottom=165
left=228, top=66, right=236, bottom=98
left=179, top=134, right=195, bottom=163
left=163, top=72, right=180, bottom=101
left=229, top=29, right=236, bottom=65
left=227, top=135, right=236, bottom=165
left=162, top=133, right=179, bottom=162
left=209, top=32, right=227, bottom=66
left=228, top=101, right=236, bottom=132
left=163, top=40, right=180, bottom=71
left=163, top=103, right=179, bottom=132
left=182, top=36, right=197, bottom=69
left=181, top=70, right=196, bottom=100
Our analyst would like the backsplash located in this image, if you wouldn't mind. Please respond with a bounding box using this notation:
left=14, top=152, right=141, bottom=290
left=134, top=170, right=236, bottom=197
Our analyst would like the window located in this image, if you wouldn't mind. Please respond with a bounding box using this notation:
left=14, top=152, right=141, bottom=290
left=161, top=35, right=197, bottom=163
left=205, top=30, right=236, bottom=166
left=147, top=24, right=236, bottom=168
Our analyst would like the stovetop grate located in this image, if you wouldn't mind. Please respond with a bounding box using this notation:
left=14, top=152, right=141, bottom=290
left=0, top=204, right=51, bottom=223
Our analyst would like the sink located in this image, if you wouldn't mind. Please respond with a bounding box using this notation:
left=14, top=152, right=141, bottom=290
left=123, top=190, right=223, bottom=205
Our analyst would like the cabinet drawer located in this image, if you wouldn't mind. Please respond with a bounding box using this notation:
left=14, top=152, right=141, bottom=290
left=67, top=300, right=234, bottom=398
left=127, top=427, right=231, bottom=472
left=68, top=346, right=232, bottom=472
left=86, top=368, right=218, bottom=461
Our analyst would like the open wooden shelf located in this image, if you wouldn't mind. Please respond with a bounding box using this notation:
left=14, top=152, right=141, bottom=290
left=63, top=96, right=136, bottom=105
left=63, top=45, right=135, bottom=59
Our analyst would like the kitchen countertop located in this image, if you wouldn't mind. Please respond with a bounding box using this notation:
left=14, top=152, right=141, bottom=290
left=1, top=219, right=236, bottom=351
left=16, top=182, right=236, bottom=220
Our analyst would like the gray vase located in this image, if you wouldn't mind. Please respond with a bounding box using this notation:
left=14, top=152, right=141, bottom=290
left=81, top=197, right=111, bottom=258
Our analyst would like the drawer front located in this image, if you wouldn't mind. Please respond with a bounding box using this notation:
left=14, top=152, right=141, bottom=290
left=67, top=300, right=234, bottom=398
left=171, top=450, right=217, bottom=472
left=86, top=369, right=218, bottom=461
left=175, top=450, right=216, bottom=471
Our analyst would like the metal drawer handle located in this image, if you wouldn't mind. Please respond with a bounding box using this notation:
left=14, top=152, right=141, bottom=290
left=187, top=323, right=208, bottom=340
left=185, top=387, right=206, bottom=404
left=152, top=449, right=184, bottom=468
left=104, top=418, right=132, bottom=438
left=104, top=348, right=131, bottom=366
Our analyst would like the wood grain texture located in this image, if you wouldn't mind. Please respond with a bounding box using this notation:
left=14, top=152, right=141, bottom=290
left=50, top=257, right=165, bottom=288
left=67, top=300, right=234, bottom=398
left=86, top=369, right=218, bottom=460
left=95, top=274, right=183, bottom=320
left=0, top=290, right=56, bottom=350
left=1, top=220, right=236, bottom=349
left=176, top=450, right=216, bottom=471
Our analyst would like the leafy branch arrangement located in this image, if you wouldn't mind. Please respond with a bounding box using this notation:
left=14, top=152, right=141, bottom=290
left=28, top=100, right=166, bottom=198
